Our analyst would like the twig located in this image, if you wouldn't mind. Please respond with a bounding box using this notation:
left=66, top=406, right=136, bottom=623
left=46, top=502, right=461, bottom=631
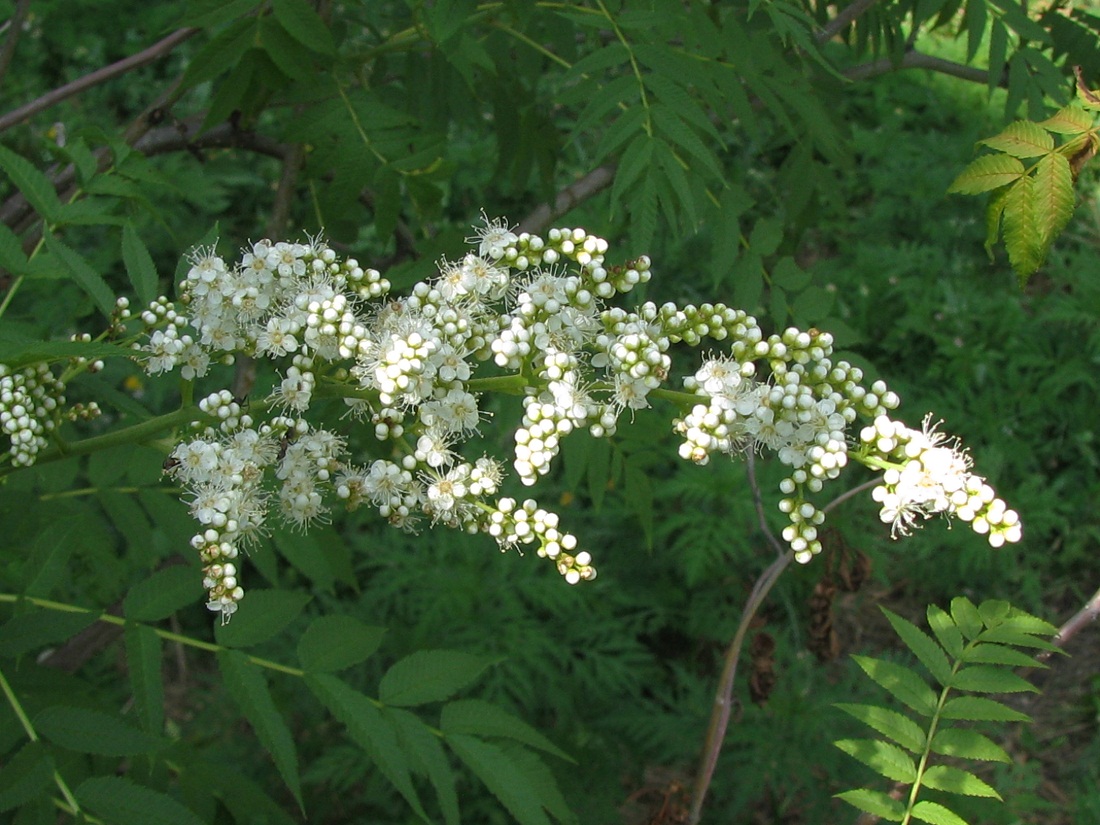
left=816, top=0, right=882, bottom=44
left=516, top=165, right=616, bottom=235
left=0, top=0, right=31, bottom=89
left=688, top=549, right=794, bottom=824
left=746, top=452, right=786, bottom=558
left=687, top=474, right=881, bottom=823
left=1038, top=582, right=1100, bottom=660
left=843, top=50, right=1002, bottom=86
left=0, top=27, right=199, bottom=133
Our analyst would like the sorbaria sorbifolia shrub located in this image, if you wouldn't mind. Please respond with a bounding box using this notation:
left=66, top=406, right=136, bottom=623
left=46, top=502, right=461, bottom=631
left=7, top=216, right=1012, bottom=621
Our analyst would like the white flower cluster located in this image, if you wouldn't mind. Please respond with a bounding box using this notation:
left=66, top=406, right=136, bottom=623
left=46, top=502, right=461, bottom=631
left=142, top=216, right=1021, bottom=619
left=861, top=415, right=1022, bottom=548
left=0, top=338, right=105, bottom=469
left=0, top=363, right=66, bottom=467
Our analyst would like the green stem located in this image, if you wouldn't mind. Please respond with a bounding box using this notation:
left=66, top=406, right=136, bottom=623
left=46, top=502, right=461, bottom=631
left=0, top=594, right=305, bottom=677
left=0, top=664, right=85, bottom=816
left=465, top=373, right=529, bottom=394
left=901, top=669, right=957, bottom=824
left=0, top=405, right=210, bottom=478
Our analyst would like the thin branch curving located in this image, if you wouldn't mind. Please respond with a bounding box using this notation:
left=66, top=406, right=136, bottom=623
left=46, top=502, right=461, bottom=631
left=844, top=49, right=1002, bottom=86
left=517, top=165, right=616, bottom=235
left=0, top=27, right=199, bottom=133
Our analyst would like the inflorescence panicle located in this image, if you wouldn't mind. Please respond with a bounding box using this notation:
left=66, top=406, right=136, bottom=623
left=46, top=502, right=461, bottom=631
left=113, top=217, right=1023, bottom=621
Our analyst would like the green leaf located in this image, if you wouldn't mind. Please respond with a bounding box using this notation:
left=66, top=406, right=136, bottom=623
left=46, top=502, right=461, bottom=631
left=1039, top=103, right=1094, bottom=135
left=961, top=642, right=1042, bottom=668
left=0, top=608, right=98, bottom=658
left=306, top=674, right=426, bottom=819
left=1002, top=177, right=1041, bottom=280
left=259, top=16, right=316, bottom=81
left=181, top=0, right=263, bottom=27
left=502, top=743, right=577, bottom=825
left=22, top=514, right=94, bottom=598
left=297, top=615, right=385, bottom=672
left=834, top=789, right=905, bottom=821
left=749, top=217, right=783, bottom=256
left=834, top=739, right=917, bottom=783
left=979, top=121, right=1054, bottom=158
left=121, top=225, right=159, bottom=308
left=951, top=598, right=983, bottom=639
left=927, top=605, right=964, bottom=659
left=380, top=650, right=499, bottom=707
left=852, top=655, right=938, bottom=717
left=834, top=704, right=925, bottom=753
left=272, top=0, right=335, bottom=55
left=947, top=154, right=1025, bottom=195
left=441, top=699, right=573, bottom=761
left=984, top=186, right=1009, bottom=260
left=930, top=728, right=1011, bottom=763
left=217, top=650, right=302, bottom=809
left=43, top=231, right=117, bottom=317
left=988, top=19, right=1008, bottom=95
left=0, top=144, right=61, bottom=223
left=950, top=665, right=1037, bottom=693
left=76, top=776, right=205, bottom=825
left=446, top=734, right=552, bottom=825
left=124, top=564, right=203, bottom=622
left=882, top=608, right=953, bottom=686
left=214, top=589, right=311, bottom=648
left=609, top=135, right=654, bottom=214
left=387, top=707, right=459, bottom=825
left=921, top=765, right=1001, bottom=799
left=939, top=695, right=1029, bottom=722
left=0, top=223, right=29, bottom=275
left=910, top=800, right=969, bottom=825
left=125, top=623, right=165, bottom=736
left=977, top=626, right=1060, bottom=652
left=0, top=742, right=54, bottom=812
left=272, top=528, right=337, bottom=593
left=179, top=19, right=256, bottom=90
left=993, top=609, right=1059, bottom=636
left=1034, top=152, right=1074, bottom=255
left=35, top=706, right=164, bottom=756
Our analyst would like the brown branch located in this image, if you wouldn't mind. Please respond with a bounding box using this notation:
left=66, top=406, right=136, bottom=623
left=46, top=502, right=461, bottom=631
left=688, top=549, right=794, bottom=824
left=1038, top=583, right=1100, bottom=661
left=687, top=477, right=879, bottom=823
left=816, top=0, right=883, bottom=44
left=0, top=27, right=199, bottom=133
left=844, top=49, right=1002, bottom=86
left=516, top=165, right=616, bottom=236
left=0, top=0, right=32, bottom=89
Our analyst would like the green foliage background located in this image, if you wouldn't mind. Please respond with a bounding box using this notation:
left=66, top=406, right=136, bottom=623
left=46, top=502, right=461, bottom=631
left=2, top=1, right=1100, bottom=823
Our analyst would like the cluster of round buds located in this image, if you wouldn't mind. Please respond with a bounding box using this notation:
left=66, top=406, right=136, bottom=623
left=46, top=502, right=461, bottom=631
left=197, top=538, right=243, bottom=623
left=0, top=363, right=66, bottom=467
left=861, top=415, right=1021, bottom=548
left=485, top=497, right=596, bottom=583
